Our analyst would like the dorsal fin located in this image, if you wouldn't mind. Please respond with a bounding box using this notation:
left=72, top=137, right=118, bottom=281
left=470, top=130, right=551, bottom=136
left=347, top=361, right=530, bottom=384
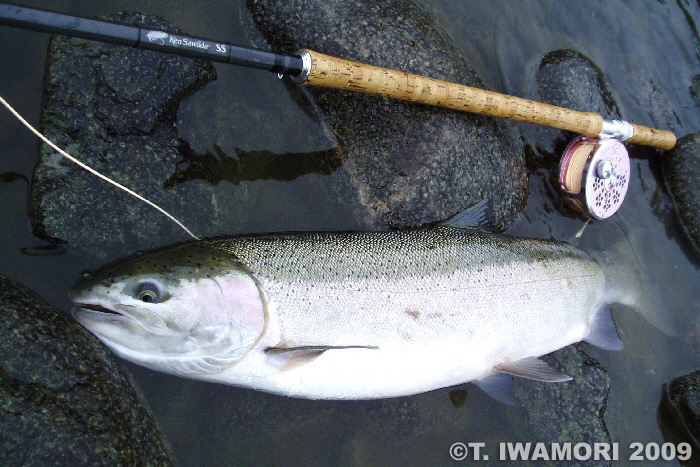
left=440, top=200, right=495, bottom=230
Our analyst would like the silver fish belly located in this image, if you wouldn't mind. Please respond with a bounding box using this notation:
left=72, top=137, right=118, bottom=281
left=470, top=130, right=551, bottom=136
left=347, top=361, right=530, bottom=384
left=71, top=226, right=614, bottom=400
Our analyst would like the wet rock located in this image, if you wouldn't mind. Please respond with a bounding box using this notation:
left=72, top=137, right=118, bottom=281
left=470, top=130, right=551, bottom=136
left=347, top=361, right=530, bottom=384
left=686, top=303, right=700, bottom=362
left=523, top=49, right=621, bottom=167
left=537, top=50, right=621, bottom=122
left=690, top=74, right=700, bottom=108
left=659, top=370, right=700, bottom=459
left=663, top=133, right=700, bottom=256
left=29, top=13, right=216, bottom=261
left=0, top=274, right=173, bottom=466
left=246, top=0, right=527, bottom=231
left=512, top=346, right=612, bottom=462
left=626, top=73, right=677, bottom=143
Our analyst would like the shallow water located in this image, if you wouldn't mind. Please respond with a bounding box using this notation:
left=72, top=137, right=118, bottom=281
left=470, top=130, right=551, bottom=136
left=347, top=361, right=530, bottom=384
left=1, top=0, right=699, bottom=465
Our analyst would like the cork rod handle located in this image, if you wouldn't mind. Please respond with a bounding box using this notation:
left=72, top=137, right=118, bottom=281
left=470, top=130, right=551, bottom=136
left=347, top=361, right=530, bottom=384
left=300, top=50, right=676, bottom=150
left=628, top=124, right=676, bottom=150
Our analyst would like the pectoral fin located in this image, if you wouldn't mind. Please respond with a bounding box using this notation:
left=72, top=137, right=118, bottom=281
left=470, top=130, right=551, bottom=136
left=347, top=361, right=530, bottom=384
left=264, top=344, right=379, bottom=354
left=495, top=357, right=572, bottom=382
left=265, top=343, right=379, bottom=371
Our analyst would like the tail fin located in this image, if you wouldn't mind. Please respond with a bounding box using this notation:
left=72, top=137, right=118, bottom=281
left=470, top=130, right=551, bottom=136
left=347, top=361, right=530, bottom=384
left=579, top=219, right=677, bottom=336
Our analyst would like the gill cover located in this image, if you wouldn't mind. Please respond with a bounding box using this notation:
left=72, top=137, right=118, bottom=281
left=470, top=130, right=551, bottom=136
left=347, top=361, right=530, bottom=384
left=71, top=242, right=267, bottom=377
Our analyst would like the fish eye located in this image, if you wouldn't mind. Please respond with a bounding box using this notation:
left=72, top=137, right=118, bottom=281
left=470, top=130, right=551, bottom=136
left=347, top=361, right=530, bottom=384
left=135, top=282, right=164, bottom=303
left=138, top=289, right=158, bottom=303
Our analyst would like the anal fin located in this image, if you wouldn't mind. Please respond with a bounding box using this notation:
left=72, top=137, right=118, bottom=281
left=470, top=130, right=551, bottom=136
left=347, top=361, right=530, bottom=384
left=475, top=357, right=572, bottom=404
left=495, top=356, right=572, bottom=382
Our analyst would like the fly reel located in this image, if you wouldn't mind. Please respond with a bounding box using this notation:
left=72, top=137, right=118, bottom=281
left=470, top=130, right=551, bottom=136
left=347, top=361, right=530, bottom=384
left=558, top=136, right=630, bottom=220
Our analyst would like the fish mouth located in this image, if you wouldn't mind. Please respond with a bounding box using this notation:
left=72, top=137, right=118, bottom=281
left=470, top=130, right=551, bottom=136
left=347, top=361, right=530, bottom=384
left=73, top=302, right=170, bottom=337
left=75, top=303, right=123, bottom=316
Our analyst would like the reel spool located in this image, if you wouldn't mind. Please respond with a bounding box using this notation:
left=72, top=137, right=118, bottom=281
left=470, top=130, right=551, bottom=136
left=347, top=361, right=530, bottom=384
left=558, top=136, right=630, bottom=220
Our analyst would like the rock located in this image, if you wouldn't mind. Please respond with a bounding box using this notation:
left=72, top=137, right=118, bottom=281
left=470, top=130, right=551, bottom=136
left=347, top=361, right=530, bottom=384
left=511, top=346, right=612, bottom=461
left=663, top=133, right=700, bottom=256
left=659, top=370, right=700, bottom=460
left=522, top=49, right=621, bottom=167
left=625, top=73, right=677, bottom=144
left=537, top=50, right=621, bottom=123
left=686, top=303, right=700, bottom=363
left=246, top=0, right=527, bottom=231
left=29, top=13, right=216, bottom=261
left=668, top=372, right=700, bottom=441
left=690, top=74, right=700, bottom=108
left=0, top=274, right=173, bottom=466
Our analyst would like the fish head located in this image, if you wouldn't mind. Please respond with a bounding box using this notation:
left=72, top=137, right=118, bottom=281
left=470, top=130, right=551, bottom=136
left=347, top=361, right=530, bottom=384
left=70, top=242, right=266, bottom=376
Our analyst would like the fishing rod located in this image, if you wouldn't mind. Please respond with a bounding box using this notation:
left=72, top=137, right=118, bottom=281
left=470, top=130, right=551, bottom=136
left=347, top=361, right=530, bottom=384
left=0, top=3, right=678, bottom=220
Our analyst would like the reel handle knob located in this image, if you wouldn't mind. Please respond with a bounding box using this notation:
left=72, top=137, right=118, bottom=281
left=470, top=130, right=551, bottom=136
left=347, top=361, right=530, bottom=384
left=596, top=160, right=615, bottom=179
left=559, top=137, right=630, bottom=220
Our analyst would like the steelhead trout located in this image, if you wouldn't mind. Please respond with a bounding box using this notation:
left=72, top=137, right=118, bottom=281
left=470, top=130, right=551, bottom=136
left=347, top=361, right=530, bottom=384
left=70, top=224, right=624, bottom=400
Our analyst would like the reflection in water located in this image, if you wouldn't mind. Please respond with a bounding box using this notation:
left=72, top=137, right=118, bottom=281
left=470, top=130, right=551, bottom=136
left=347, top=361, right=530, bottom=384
left=675, top=0, right=700, bottom=60
left=20, top=244, right=66, bottom=256
left=0, top=173, right=62, bottom=255
left=165, top=140, right=346, bottom=188
left=449, top=390, right=468, bottom=408
left=0, top=172, right=28, bottom=184
left=281, top=77, right=322, bottom=123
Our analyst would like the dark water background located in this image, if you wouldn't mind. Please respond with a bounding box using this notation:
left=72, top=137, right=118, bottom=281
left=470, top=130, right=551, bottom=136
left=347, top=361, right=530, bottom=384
left=1, top=0, right=700, bottom=465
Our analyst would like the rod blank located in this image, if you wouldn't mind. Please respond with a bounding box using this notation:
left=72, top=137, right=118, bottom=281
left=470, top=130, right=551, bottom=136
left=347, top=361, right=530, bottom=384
left=0, top=3, right=303, bottom=75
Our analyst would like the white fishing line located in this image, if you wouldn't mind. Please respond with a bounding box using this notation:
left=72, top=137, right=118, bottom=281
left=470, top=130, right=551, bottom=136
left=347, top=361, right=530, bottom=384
left=575, top=218, right=590, bottom=238
left=0, top=95, right=200, bottom=240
